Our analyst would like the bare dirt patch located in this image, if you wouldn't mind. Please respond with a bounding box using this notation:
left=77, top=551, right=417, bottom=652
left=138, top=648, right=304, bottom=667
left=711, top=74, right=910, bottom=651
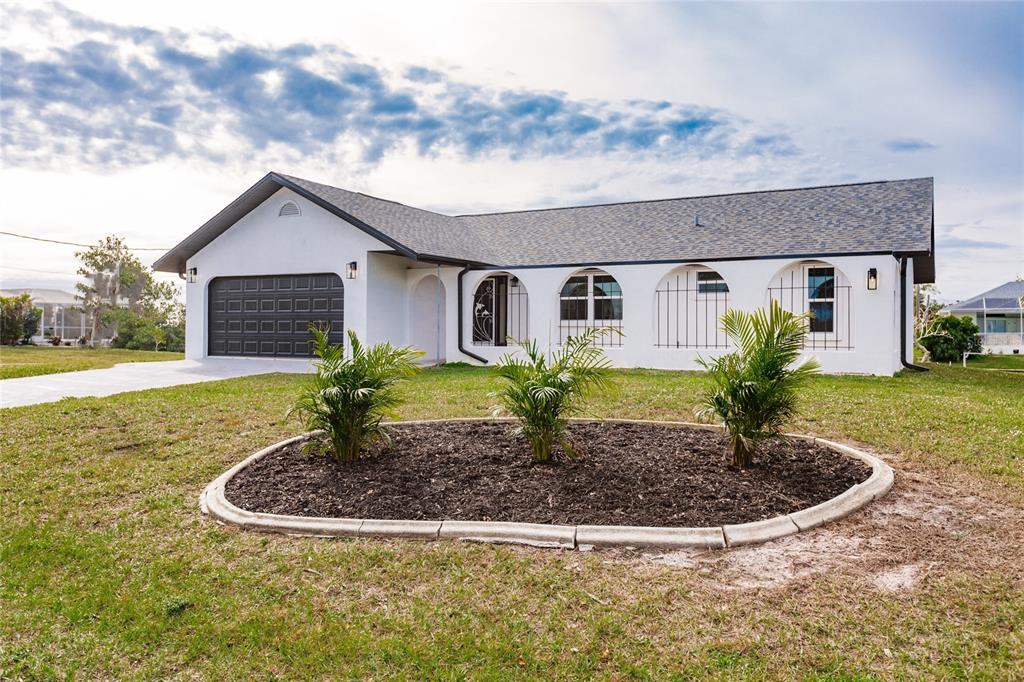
left=636, top=458, right=1024, bottom=592
left=224, top=420, right=869, bottom=527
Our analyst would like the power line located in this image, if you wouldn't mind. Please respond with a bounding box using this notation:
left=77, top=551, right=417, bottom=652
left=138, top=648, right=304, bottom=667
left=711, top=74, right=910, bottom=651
left=0, top=230, right=170, bottom=250
left=1, top=266, right=81, bottom=276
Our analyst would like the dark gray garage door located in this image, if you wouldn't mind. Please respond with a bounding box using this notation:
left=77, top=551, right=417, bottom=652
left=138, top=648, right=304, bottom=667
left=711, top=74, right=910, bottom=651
left=208, top=273, right=344, bottom=357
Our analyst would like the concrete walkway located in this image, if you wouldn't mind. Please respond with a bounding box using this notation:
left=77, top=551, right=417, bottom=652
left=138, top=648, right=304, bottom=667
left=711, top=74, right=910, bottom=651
left=0, top=357, right=313, bottom=409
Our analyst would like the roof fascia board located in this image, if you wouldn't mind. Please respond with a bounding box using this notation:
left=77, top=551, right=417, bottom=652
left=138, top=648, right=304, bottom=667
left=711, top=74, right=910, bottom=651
left=415, top=253, right=493, bottom=267
left=470, top=249, right=928, bottom=271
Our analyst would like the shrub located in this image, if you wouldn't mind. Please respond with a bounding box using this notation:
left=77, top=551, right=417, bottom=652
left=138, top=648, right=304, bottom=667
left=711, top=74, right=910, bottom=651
left=695, top=301, right=821, bottom=469
left=108, top=307, right=185, bottom=352
left=493, top=327, right=616, bottom=462
left=21, top=305, right=41, bottom=343
left=288, top=326, right=423, bottom=463
left=920, top=315, right=982, bottom=363
left=0, top=293, right=39, bottom=345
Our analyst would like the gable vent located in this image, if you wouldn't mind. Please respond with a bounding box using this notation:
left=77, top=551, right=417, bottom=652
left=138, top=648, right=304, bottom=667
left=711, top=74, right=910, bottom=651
left=278, top=201, right=301, bottom=217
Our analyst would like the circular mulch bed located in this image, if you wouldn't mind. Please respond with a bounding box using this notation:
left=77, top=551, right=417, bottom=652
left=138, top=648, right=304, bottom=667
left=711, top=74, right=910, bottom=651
left=225, top=421, right=871, bottom=528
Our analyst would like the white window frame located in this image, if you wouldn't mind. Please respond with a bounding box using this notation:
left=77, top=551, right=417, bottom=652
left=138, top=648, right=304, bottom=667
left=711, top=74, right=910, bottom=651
left=805, top=264, right=839, bottom=340
left=558, top=270, right=623, bottom=344
left=559, top=271, right=622, bottom=325
left=695, top=269, right=729, bottom=298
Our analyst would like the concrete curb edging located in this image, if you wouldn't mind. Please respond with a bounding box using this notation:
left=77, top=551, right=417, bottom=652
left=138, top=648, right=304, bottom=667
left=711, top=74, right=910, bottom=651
left=200, top=419, right=894, bottom=550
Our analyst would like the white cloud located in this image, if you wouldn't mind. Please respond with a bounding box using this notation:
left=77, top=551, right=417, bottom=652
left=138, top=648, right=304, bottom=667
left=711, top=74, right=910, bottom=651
left=1, top=0, right=1020, bottom=302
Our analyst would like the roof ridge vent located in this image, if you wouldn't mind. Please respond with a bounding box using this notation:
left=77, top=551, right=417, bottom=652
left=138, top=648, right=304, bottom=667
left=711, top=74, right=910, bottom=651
left=279, top=201, right=301, bottom=217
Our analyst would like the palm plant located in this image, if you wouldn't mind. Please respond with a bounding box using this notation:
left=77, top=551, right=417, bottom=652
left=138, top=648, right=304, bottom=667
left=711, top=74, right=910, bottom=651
left=695, top=300, right=821, bottom=469
left=288, top=325, right=423, bottom=463
left=492, top=327, right=617, bottom=462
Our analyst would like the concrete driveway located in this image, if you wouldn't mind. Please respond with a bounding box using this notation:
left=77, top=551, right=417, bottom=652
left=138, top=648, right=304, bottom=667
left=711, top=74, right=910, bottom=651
left=0, top=357, right=313, bottom=409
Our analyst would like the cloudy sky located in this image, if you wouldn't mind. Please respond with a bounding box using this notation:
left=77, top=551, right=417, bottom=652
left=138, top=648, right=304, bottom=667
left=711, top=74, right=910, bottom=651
left=1, top=0, right=1021, bottom=302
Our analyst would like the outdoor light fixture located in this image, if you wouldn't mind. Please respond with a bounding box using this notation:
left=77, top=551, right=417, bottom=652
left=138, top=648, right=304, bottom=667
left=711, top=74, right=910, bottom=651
left=867, top=268, right=878, bottom=290
left=346, top=261, right=358, bottom=279
left=186, top=267, right=198, bottom=283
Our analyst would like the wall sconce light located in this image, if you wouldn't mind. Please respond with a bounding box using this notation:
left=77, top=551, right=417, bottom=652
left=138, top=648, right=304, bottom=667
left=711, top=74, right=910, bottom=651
left=866, top=267, right=878, bottom=290
left=186, top=267, right=198, bottom=283
left=346, top=261, right=358, bottom=280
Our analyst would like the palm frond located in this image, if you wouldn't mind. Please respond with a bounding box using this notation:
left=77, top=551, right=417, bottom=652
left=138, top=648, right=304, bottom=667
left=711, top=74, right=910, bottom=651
left=492, top=326, right=618, bottom=462
left=695, top=300, right=820, bottom=468
left=288, top=325, right=425, bottom=463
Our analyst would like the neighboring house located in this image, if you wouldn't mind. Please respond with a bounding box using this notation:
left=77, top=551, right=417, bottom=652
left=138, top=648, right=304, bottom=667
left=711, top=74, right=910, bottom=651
left=153, top=173, right=935, bottom=375
left=0, top=288, right=91, bottom=344
left=946, top=280, right=1024, bottom=354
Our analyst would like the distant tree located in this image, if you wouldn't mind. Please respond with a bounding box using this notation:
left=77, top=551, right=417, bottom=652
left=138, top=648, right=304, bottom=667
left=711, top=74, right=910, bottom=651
left=0, top=293, right=39, bottom=345
left=920, top=315, right=982, bottom=363
left=913, top=283, right=946, bottom=362
left=76, top=236, right=147, bottom=344
left=108, top=279, right=185, bottom=352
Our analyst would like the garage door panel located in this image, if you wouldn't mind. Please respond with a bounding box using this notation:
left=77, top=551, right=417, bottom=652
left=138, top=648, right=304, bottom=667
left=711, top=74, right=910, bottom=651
left=208, top=273, right=344, bottom=357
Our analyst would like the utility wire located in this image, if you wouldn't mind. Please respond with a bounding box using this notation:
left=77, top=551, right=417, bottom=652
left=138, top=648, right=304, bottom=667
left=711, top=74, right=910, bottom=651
left=1, top=265, right=82, bottom=276
left=0, top=230, right=169, bottom=250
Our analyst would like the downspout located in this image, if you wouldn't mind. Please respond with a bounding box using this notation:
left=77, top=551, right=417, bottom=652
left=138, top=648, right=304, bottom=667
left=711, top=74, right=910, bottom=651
left=899, top=256, right=928, bottom=372
left=457, top=265, right=488, bottom=364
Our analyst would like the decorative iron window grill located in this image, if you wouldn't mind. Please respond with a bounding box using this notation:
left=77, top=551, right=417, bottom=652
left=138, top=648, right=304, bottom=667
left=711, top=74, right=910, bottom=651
left=767, top=266, right=853, bottom=350
left=472, top=274, right=529, bottom=346
left=558, top=270, right=624, bottom=347
left=654, top=269, right=730, bottom=348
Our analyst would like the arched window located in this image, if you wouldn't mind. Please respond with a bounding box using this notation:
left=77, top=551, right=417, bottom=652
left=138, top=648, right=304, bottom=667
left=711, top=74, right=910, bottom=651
left=767, top=260, right=852, bottom=350
left=278, top=201, right=301, bottom=217
left=654, top=265, right=730, bottom=348
left=472, top=273, right=529, bottom=346
left=558, top=268, right=623, bottom=346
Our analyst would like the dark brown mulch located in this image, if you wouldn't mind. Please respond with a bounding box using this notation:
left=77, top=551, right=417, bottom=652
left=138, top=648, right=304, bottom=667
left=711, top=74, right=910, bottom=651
left=225, top=421, right=871, bottom=527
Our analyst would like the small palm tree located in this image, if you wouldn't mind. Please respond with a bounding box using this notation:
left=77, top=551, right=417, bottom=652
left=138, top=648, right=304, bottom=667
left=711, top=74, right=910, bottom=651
left=493, top=327, right=617, bottom=462
left=288, top=325, right=423, bottom=463
left=695, top=301, right=821, bottom=469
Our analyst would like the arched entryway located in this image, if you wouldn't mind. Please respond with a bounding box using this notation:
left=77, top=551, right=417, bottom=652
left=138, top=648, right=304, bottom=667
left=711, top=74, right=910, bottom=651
left=557, top=268, right=623, bottom=347
left=765, top=260, right=853, bottom=350
left=411, top=275, right=446, bottom=364
left=653, top=264, right=731, bottom=349
left=472, top=272, right=529, bottom=347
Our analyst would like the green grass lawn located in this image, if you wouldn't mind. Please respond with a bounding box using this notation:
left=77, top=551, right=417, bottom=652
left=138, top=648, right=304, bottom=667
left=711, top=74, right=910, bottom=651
left=0, top=346, right=184, bottom=379
left=966, top=353, right=1024, bottom=370
left=2, top=365, right=1021, bottom=679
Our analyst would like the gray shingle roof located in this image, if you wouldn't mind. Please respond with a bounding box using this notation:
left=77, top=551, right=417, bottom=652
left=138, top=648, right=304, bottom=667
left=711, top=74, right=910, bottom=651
left=154, top=173, right=934, bottom=280
left=459, top=178, right=933, bottom=267
left=947, top=281, right=1024, bottom=312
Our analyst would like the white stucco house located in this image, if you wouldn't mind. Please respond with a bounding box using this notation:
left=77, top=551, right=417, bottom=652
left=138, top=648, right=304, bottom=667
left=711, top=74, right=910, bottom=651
left=153, top=173, right=935, bottom=375
left=946, top=280, right=1024, bottom=354
left=0, top=288, right=91, bottom=344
